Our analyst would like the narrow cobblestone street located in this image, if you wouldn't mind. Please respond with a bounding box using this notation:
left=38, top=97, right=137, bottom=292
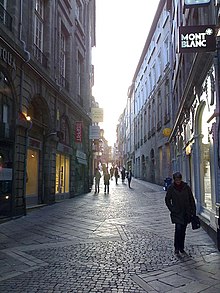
left=0, top=178, right=219, bottom=292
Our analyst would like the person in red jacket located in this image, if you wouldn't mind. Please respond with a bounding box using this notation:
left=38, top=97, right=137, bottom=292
left=165, top=172, right=196, bottom=255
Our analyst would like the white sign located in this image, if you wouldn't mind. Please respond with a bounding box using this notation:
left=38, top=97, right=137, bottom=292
left=91, top=108, right=103, bottom=123
left=89, top=125, right=100, bottom=139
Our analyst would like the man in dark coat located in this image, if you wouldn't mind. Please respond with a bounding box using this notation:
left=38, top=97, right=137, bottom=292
left=165, top=172, right=196, bottom=255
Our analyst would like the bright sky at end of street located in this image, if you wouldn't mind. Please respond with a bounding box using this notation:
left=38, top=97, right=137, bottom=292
left=92, top=0, right=160, bottom=147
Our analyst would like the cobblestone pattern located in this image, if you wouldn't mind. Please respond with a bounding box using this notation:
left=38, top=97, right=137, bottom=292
left=0, top=226, right=217, bottom=292
left=0, top=179, right=219, bottom=292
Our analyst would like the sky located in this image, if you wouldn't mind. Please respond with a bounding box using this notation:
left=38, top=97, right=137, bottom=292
left=92, top=0, right=160, bottom=147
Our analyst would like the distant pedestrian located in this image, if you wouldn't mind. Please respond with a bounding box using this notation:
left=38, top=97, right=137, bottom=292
left=165, top=172, right=196, bottom=255
left=110, top=167, right=114, bottom=180
left=103, top=169, right=110, bottom=194
left=126, top=167, right=132, bottom=188
left=114, top=167, right=119, bottom=185
left=94, top=168, right=101, bottom=194
left=121, top=167, right=126, bottom=183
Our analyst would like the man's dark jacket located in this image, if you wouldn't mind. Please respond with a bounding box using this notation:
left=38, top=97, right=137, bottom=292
left=165, top=182, right=196, bottom=225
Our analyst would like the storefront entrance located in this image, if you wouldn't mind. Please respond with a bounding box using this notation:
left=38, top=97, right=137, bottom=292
left=26, top=148, right=39, bottom=206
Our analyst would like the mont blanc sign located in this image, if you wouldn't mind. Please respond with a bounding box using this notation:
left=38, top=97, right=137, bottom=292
left=179, top=25, right=216, bottom=53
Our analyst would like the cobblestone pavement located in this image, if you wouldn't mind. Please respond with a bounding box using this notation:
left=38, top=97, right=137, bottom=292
left=0, top=179, right=219, bottom=292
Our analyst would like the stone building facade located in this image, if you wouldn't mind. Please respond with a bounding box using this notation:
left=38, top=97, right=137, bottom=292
left=0, top=0, right=96, bottom=219
left=117, top=0, right=172, bottom=185
left=118, top=0, right=220, bottom=248
left=169, top=0, right=220, bottom=248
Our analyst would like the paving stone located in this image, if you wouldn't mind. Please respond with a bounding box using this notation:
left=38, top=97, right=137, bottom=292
left=0, top=179, right=219, bottom=292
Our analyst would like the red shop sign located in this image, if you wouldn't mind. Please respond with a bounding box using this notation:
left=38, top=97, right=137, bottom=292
left=75, top=121, right=82, bottom=143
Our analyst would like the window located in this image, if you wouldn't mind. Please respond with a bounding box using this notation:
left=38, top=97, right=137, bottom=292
left=34, top=0, right=44, bottom=62
left=76, top=0, right=84, bottom=25
left=164, top=37, right=169, bottom=66
left=157, top=52, right=162, bottom=79
left=148, top=105, right=151, bottom=135
left=157, top=92, right=162, bottom=126
left=152, top=99, right=155, bottom=129
left=78, top=52, right=84, bottom=96
left=56, top=154, right=70, bottom=194
left=3, top=104, right=8, bottom=123
left=165, top=80, right=170, bottom=117
left=59, top=32, right=66, bottom=87
left=0, top=0, right=6, bottom=24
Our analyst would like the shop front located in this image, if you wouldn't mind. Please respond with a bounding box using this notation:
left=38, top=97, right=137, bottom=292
left=25, top=138, right=42, bottom=206
left=0, top=44, right=16, bottom=219
left=193, top=68, right=218, bottom=230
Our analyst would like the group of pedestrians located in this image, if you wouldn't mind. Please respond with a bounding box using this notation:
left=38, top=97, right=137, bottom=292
left=94, top=166, right=133, bottom=194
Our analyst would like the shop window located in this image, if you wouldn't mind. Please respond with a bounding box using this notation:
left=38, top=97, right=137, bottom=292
left=56, top=154, right=69, bottom=194
left=200, top=72, right=216, bottom=211
left=26, top=149, right=39, bottom=196
left=201, top=105, right=212, bottom=210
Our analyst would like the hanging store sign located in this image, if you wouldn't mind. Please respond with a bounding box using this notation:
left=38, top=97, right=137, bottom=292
left=75, top=121, right=82, bottom=143
left=76, top=150, right=87, bottom=165
left=163, top=128, right=171, bottom=137
left=89, top=125, right=100, bottom=139
left=179, top=25, right=216, bottom=53
left=91, top=108, right=103, bottom=123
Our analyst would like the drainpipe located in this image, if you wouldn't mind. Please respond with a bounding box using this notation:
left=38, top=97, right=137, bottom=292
left=19, top=0, right=30, bottom=111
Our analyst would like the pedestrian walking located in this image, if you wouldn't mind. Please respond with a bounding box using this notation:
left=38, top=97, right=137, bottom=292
left=114, top=167, right=119, bottom=185
left=110, top=167, right=114, bottom=180
left=94, top=168, right=101, bottom=194
left=126, top=167, right=132, bottom=188
left=165, top=172, right=196, bottom=255
left=103, top=169, right=110, bottom=193
left=121, top=167, right=126, bottom=183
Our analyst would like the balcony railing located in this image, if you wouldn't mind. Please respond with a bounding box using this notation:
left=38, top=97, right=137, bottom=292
left=33, top=45, right=48, bottom=69
left=0, top=5, right=12, bottom=31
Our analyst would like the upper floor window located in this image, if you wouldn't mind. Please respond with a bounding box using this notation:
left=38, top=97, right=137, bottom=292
left=0, top=0, right=6, bottom=23
left=2, top=104, right=8, bottom=123
left=0, top=0, right=12, bottom=30
left=34, top=0, right=44, bottom=62
left=77, top=52, right=84, bottom=97
left=60, top=32, right=66, bottom=80
left=60, top=116, right=70, bottom=145
left=163, top=37, right=169, bottom=66
left=76, top=0, right=84, bottom=25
